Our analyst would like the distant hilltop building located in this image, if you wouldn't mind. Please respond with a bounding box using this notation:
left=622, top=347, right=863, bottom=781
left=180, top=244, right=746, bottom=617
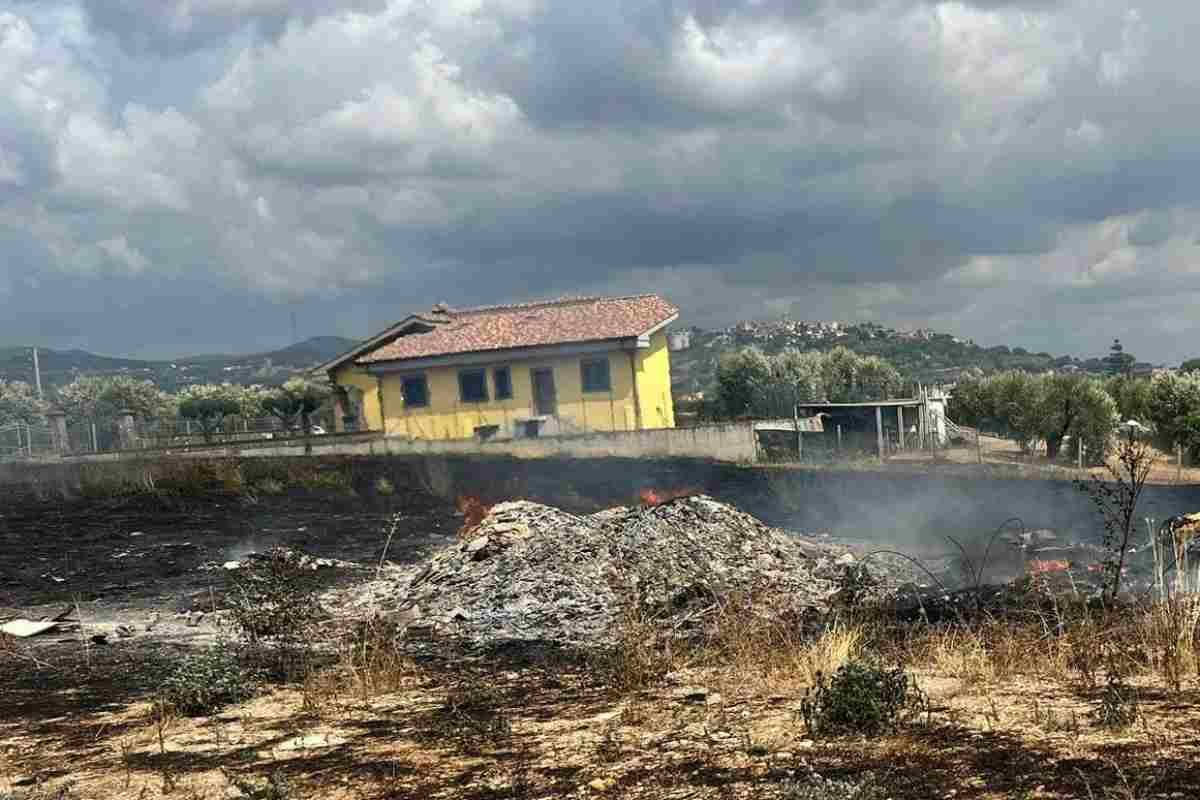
left=668, top=331, right=692, bottom=352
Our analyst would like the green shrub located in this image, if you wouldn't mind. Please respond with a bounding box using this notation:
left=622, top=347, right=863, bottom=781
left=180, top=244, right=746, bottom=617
left=225, top=548, right=324, bottom=677
left=253, top=478, right=286, bottom=495
left=800, top=661, right=926, bottom=737
left=157, top=643, right=258, bottom=716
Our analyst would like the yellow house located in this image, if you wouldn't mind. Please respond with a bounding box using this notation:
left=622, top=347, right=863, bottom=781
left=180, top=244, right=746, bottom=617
left=320, top=295, right=679, bottom=440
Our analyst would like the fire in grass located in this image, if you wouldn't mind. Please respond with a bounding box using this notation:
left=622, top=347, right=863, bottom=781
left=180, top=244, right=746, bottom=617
left=456, top=494, right=494, bottom=538
left=638, top=487, right=702, bottom=508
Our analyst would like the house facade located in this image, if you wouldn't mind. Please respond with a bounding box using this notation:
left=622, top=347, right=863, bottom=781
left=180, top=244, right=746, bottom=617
left=320, top=295, right=679, bottom=440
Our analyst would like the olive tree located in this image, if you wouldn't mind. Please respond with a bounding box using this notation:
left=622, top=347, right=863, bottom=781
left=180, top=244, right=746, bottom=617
left=713, top=348, right=773, bottom=418
left=1036, top=374, right=1118, bottom=461
left=260, top=378, right=331, bottom=435
left=178, top=396, right=242, bottom=442
left=1147, top=371, right=1200, bottom=459
left=0, top=380, right=47, bottom=426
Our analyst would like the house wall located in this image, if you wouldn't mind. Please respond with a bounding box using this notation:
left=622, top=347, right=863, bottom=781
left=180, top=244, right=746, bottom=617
left=333, top=365, right=383, bottom=431
left=635, top=330, right=675, bottom=429
left=377, top=348, right=651, bottom=441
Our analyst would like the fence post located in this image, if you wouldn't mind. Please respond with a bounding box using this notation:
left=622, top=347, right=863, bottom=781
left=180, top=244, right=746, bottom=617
left=793, top=405, right=802, bottom=462
left=976, top=428, right=983, bottom=464
left=875, top=406, right=884, bottom=461
left=91, top=422, right=98, bottom=452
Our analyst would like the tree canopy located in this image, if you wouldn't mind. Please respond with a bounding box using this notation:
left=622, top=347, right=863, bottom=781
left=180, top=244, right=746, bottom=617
left=0, top=380, right=47, bottom=427
left=709, top=346, right=903, bottom=420
left=949, top=371, right=1117, bottom=461
left=55, top=375, right=174, bottom=423
left=260, top=378, right=331, bottom=434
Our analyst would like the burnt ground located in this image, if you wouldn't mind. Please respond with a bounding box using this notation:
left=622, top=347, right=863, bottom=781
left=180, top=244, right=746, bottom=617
left=0, top=487, right=458, bottom=614
left=0, top=487, right=459, bottom=752
left=3, top=485, right=1200, bottom=799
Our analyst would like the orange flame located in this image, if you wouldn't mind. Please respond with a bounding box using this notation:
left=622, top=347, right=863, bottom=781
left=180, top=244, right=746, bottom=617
left=456, top=494, right=493, bottom=538
left=638, top=487, right=701, bottom=508
left=1028, top=559, right=1071, bottom=574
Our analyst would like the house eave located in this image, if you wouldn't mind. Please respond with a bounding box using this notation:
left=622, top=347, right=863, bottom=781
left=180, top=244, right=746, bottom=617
left=362, top=337, right=645, bottom=374
left=314, top=314, right=439, bottom=377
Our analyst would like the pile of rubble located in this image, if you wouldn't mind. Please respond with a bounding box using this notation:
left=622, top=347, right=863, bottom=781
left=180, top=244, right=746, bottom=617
left=359, top=495, right=854, bottom=645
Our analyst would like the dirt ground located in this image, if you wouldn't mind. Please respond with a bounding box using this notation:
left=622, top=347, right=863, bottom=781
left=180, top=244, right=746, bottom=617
left=916, top=435, right=1199, bottom=486
left=4, top=488, right=1200, bottom=799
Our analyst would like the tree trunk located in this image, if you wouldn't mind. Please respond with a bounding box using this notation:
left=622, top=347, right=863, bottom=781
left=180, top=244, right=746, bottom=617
left=1046, top=434, right=1063, bottom=460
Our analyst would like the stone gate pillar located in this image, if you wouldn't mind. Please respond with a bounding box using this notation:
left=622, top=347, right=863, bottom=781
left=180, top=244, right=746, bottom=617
left=116, top=409, right=137, bottom=450
left=47, top=407, right=69, bottom=454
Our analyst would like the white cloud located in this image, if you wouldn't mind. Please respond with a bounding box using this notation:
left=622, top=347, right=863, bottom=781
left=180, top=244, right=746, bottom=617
left=9, top=0, right=1200, bottom=362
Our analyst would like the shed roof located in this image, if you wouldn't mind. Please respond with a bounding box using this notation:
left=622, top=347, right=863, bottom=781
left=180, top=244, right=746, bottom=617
left=357, top=294, right=678, bottom=364
left=795, top=399, right=924, bottom=408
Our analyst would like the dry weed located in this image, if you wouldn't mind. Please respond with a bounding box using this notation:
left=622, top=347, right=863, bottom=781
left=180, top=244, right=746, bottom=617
left=1135, top=596, right=1200, bottom=692
left=337, top=617, right=419, bottom=701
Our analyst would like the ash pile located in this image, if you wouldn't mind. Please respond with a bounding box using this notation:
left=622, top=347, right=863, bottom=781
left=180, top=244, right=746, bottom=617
left=375, top=496, right=850, bottom=646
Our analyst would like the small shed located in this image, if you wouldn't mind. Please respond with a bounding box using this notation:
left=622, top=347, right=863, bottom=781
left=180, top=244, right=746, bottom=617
left=796, top=392, right=947, bottom=458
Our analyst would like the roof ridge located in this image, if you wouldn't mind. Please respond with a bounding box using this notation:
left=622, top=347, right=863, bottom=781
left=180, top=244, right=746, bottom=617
left=449, top=294, right=663, bottom=316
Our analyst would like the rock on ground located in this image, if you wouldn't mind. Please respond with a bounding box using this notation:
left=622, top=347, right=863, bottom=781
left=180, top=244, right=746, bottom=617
left=356, top=496, right=845, bottom=645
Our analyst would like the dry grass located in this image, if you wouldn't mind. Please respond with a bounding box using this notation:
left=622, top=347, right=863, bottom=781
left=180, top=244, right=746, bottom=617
left=590, top=591, right=865, bottom=700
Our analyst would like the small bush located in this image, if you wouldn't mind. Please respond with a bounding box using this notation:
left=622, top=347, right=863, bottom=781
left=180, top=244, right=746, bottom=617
left=339, top=616, right=417, bottom=699
left=157, top=643, right=257, bottom=716
left=1094, top=673, right=1138, bottom=729
left=297, top=467, right=352, bottom=492
left=590, top=601, right=679, bottom=695
left=374, top=476, right=395, bottom=496
left=253, top=478, right=286, bottom=495
left=800, top=661, right=927, bottom=737
left=225, top=548, right=324, bottom=677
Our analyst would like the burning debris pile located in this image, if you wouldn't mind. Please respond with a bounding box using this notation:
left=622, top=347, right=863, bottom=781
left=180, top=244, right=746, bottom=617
left=366, top=496, right=848, bottom=645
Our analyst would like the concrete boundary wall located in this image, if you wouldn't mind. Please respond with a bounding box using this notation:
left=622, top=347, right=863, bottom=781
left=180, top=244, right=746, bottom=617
left=61, top=422, right=761, bottom=464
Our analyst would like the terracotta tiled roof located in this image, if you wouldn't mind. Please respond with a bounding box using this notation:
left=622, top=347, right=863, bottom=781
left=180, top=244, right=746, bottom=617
left=359, top=295, right=679, bottom=364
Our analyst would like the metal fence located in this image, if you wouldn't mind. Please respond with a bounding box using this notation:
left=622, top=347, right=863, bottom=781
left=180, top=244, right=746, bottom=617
left=0, top=422, right=54, bottom=460
left=1, top=414, right=326, bottom=459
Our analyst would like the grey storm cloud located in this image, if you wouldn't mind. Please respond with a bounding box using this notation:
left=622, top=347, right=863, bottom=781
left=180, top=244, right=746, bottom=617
left=4, top=0, right=1200, bottom=363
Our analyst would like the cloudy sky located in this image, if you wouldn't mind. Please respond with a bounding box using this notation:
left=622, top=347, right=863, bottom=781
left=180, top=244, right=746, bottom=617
left=2, top=0, right=1199, bottom=362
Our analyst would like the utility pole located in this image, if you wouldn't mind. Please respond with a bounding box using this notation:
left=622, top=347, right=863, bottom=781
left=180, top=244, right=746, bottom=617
left=32, top=347, right=43, bottom=399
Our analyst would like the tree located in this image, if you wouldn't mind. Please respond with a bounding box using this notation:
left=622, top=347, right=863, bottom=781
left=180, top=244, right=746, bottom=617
left=985, top=371, right=1044, bottom=448
left=0, top=380, right=47, bottom=426
left=260, top=378, right=331, bottom=435
left=854, top=355, right=902, bottom=402
left=1181, top=358, right=1200, bottom=373
left=56, top=376, right=112, bottom=423
left=821, top=347, right=862, bottom=403
left=56, top=375, right=174, bottom=423
left=713, top=348, right=773, bottom=418
left=1147, top=371, right=1200, bottom=459
left=175, top=383, right=261, bottom=440
left=1035, top=374, right=1118, bottom=461
left=1076, top=435, right=1154, bottom=601
left=946, top=375, right=991, bottom=429
left=1104, top=375, right=1153, bottom=423
left=1103, top=338, right=1135, bottom=377
left=178, top=396, right=242, bottom=442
